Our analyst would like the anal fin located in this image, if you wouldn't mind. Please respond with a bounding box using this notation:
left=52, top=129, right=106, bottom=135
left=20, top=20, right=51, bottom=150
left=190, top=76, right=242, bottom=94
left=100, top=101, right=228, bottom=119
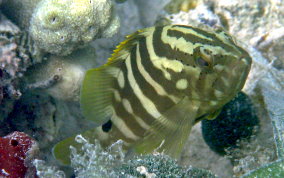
left=53, top=128, right=97, bottom=165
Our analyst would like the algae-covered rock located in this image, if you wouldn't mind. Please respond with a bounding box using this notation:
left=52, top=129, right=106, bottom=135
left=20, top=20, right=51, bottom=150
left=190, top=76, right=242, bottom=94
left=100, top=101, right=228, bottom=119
left=30, top=0, right=120, bottom=56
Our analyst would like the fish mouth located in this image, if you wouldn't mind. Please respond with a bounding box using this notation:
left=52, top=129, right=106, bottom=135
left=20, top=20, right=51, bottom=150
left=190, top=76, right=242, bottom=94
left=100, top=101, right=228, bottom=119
left=205, top=59, right=250, bottom=102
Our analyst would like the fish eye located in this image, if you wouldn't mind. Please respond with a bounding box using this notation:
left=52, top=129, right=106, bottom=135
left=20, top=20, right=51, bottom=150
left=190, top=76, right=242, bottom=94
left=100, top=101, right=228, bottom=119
left=196, top=57, right=210, bottom=67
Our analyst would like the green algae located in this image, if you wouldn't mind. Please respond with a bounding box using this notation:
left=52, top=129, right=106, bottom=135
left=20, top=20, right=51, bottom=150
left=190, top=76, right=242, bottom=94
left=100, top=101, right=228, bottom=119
left=243, top=159, right=284, bottom=178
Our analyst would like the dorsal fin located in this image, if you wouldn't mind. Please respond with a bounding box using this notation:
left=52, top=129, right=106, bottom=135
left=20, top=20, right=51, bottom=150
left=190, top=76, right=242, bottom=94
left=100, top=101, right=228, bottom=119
left=108, top=27, right=152, bottom=63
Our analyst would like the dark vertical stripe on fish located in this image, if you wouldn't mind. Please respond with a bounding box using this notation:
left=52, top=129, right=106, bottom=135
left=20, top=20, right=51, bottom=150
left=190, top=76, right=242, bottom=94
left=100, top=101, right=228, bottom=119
left=117, top=53, right=156, bottom=126
left=130, top=44, right=176, bottom=114
left=139, top=36, right=183, bottom=97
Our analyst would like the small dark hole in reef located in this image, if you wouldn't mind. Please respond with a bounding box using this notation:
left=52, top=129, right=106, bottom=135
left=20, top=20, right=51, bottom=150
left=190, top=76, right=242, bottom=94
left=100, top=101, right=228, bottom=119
left=53, top=74, right=60, bottom=81
left=13, top=91, right=21, bottom=99
left=102, top=120, right=112, bottom=132
left=51, top=17, right=56, bottom=23
left=10, top=139, right=18, bottom=147
left=0, top=69, right=3, bottom=78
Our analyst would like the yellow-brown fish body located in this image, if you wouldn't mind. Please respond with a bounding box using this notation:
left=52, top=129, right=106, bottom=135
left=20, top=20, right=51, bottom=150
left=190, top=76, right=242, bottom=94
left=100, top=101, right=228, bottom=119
left=54, top=25, right=251, bottom=164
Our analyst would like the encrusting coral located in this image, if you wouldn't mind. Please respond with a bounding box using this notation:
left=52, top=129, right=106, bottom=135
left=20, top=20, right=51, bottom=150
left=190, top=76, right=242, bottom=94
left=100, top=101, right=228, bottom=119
left=30, top=0, right=120, bottom=56
left=2, top=0, right=120, bottom=58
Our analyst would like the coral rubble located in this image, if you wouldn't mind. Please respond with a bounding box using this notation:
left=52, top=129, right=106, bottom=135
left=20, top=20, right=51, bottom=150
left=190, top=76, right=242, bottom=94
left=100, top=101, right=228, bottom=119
left=0, top=131, right=38, bottom=178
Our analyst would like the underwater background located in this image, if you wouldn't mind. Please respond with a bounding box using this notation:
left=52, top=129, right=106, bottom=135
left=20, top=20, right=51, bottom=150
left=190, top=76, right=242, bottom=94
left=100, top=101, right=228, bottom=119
left=0, top=0, right=284, bottom=177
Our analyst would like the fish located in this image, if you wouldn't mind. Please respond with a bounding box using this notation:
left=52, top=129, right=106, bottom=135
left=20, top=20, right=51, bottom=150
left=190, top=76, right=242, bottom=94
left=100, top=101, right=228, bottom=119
left=53, top=24, right=252, bottom=165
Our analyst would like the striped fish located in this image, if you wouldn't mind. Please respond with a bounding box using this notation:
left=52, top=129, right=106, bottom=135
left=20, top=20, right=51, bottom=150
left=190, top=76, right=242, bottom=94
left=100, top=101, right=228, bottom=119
left=53, top=25, right=252, bottom=164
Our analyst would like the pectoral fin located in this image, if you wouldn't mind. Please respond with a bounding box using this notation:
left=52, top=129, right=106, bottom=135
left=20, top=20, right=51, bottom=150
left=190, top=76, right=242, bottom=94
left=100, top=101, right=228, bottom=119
left=80, top=61, right=123, bottom=125
left=134, top=97, right=199, bottom=158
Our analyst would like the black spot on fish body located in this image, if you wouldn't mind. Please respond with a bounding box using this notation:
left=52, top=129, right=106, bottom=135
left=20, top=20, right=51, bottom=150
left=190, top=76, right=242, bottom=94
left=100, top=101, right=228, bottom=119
left=102, top=120, right=112, bottom=132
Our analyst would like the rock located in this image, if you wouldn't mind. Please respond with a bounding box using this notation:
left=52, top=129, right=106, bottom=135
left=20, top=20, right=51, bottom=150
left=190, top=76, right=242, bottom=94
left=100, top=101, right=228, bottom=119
left=212, top=0, right=284, bottom=69
left=1, top=0, right=41, bottom=29
left=24, top=46, right=97, bottom=101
